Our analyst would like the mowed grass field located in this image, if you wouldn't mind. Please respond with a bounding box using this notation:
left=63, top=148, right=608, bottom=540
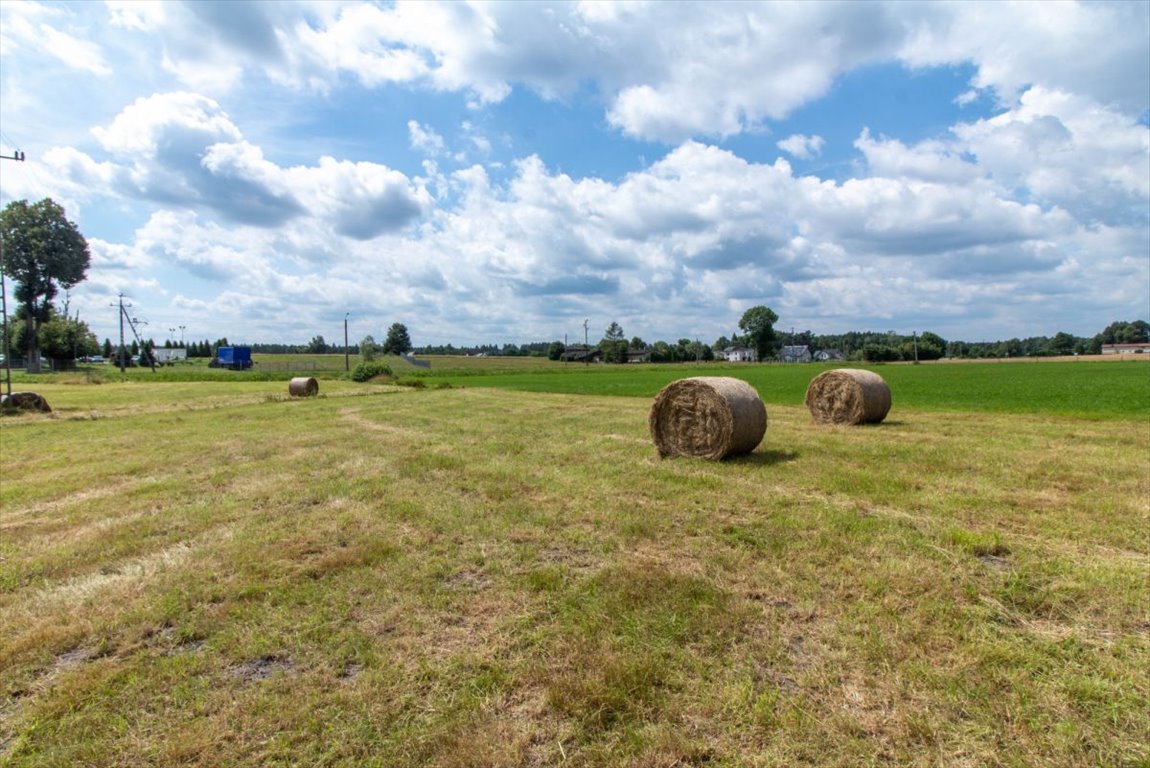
left=1, top=361, right=1148, bottom=767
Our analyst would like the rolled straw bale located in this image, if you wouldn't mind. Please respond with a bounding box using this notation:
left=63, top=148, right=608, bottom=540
left=649, top=377, right=766, bottom=460
left=804, top=368, right=891, bottom=425
left=0, top=392, right=52, bottom=413
left=288, top=377, right=319, bottom=397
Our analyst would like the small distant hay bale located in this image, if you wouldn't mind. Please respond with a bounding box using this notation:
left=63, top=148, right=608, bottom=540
left=288, top=377, right=319, bottom=397
left=649, top=377, right=767, bottom=460
left=0, top=391, right=52, bottom=413
left=804, top=368, right=891, bottom=425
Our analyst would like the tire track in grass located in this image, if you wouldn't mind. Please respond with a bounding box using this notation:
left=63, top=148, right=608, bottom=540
left=0, top=483, right=129, bottom=529
left=30, top=539, right=199, bottom=606
left=2, top=525, right=236, bottom=659
left=337, top=405, right=428, bottom=438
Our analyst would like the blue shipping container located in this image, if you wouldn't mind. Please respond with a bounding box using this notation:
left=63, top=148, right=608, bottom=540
left=216, top=346, right=253, bottom=370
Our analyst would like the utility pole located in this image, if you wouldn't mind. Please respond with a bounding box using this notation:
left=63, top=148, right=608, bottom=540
left=120, top=304, right=155, bottom=372
left=583, top=318, right=589, bottom=367
left=344, top=313, right=350, bottom=372
left=113, top=294, right=130, bottom=373
left=0, top=147, right=26, bottom=397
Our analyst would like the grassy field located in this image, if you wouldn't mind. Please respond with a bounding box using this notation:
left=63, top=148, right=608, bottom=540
left=1, top=362, right=1148, bottom=766
left=27, top=355, right=1149, bottom=418
left=406, top=358, right=1150, bottom=418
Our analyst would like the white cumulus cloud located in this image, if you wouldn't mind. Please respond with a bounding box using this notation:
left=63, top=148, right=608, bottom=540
left=778, top=134, right=826, bottom=160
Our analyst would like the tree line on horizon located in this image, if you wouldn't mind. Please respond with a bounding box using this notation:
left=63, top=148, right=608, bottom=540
left=410, top=317, right=1149, bottom=362
left=5, top=309, right=1146, bottom=368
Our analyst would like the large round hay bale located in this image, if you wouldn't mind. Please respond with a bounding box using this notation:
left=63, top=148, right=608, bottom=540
left=804, top=368, right=891, bottom=425
left=0, top=392, right=52, bottom=413
left=288, top=377, right=319, bottom=397
left=649, top=377, right=767, bottom=460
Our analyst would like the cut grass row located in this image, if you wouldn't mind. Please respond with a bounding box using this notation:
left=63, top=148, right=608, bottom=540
left=1, top=379, right=1147, bottom=766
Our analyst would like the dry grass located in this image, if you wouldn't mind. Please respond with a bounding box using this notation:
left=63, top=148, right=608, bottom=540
left=0, top=380, right=1147, bottom=766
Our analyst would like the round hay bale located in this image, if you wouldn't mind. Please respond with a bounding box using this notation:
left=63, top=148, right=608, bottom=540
left=288, top=377, right=319, bottom=397
left=649, top=377, right=767, bottom=460
left=804, top=368, right=891, bottom=425
left=0, top=392, right=52, bottom=413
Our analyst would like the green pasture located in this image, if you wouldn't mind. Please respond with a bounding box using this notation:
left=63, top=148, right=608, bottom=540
left=410, top=358, right=1150, bottom=418
left=15, top=356, right=1149, bottom=418
left=1, top=359, right=1147, bottom=766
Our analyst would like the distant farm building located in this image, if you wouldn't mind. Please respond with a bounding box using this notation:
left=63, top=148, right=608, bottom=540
left=814, top=349, right=845, bottom=362
left=627, top=348, right=652, bottom=363
left=560, top=346, right=603, bottom=363
left=1101, top=343, right=1150, bottom=355
left=154, top=348, right=187, bottom=364
left=723, top=346, right=756, bottom=362
left=780, top=345, right=812, bottom=363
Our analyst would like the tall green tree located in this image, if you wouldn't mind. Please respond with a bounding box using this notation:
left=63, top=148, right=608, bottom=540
left=0, top=198, right=91, bottom=372
left=601, top=321, right=628, bottom=363
left=38, top=308, right=99, bottom=362
left=918, top=331, right=947, bottom=360
left=738, top=306, right=779, bottom=362
left=359, top=335, right=378, bottom=362
left=383, top=323, right=412, bottom=355
left=1098, top=320, right=1150, bottom=344
left=1049, top=331, right=1077, bottom=356
left=649, top=340, right=676, bottom=362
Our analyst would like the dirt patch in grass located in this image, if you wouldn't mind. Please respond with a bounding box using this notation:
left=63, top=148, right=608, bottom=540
left=230, top=655, right=294, bottom=682
left=977, top=553, right=1013, bottom=570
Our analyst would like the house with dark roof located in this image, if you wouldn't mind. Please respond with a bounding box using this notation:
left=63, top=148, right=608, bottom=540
left=560, top=346, right=602, bottom=363
left=780, top=345, right=812, bottom=363
left=627, top=347, right=652, bottom=363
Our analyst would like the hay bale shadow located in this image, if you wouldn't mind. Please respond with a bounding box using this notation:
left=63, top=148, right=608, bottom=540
left=729, top=450, right=799, bottom=467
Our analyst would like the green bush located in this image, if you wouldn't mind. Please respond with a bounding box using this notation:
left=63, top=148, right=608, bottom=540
left=351, top=361, right=392, bottom=382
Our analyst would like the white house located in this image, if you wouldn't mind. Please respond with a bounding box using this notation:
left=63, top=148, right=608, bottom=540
left=724, top=346, right=756, bottom=362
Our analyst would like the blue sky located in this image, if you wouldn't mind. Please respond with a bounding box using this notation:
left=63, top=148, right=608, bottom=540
left=1, top=0, right=1147, bottom=348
